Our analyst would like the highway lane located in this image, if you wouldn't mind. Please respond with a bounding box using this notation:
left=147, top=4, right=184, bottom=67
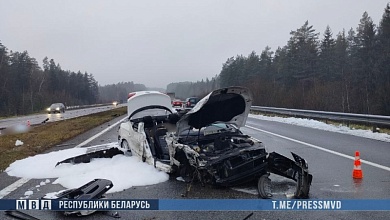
left=0, top=104, right=121, bottom=130
left=246, top=116, right=390, bottom=168
left=1, top=115, right=389, bottom=219
left=243, top=117, right=390, bottom=199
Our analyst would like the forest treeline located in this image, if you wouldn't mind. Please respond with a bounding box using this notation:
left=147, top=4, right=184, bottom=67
left=171, top=4, right=390, bottom=116
left=0, top=47, right=100, bottom=116
left=98, top=82, right=146, bottom=103
left=220, top=5, right=390, bottom=115
left=0, top=41, right=149, bottom=116
left=166, top=76, right=219, bottom=100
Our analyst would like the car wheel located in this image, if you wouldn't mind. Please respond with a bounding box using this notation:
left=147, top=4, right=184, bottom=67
left=294, top=171, right=310, bottom=198
left=257, top=173, right=272, bottom=199
left=121, top=140, right=132, bottom=156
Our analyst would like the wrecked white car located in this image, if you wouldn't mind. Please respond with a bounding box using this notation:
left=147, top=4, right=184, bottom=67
left=116, top=87, right=312, bottom=198
left=57, top=87, right=312, bottom=198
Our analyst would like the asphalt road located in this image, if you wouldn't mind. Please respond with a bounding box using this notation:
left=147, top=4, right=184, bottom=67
left=1, top=114, right=389, bottom=220
left=0, top=104, right=121, bottom=130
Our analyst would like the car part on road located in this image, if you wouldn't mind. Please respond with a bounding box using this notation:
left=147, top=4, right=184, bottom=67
left=55, top=145, right=124, bottom=166
left=102, top=211, right=121, bottom=218
left=257, top=173, right=272, bottom=198
left=42, top=179, right=113, bottom=216
left=242, top=212, right=254, bottom=220
left=5, top=210, right=40, bottom=220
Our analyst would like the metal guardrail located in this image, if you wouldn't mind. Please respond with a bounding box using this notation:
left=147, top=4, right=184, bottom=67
left=66, top=103, right=114, bottom=110
left=250, top=106, right=390, bottom=128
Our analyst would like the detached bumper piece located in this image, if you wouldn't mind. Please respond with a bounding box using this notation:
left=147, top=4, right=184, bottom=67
left=42, top=179, right=113, bottom=216
left=56, top=146, right=124, bottom=166
left=5, top=210, right=40, bottom=220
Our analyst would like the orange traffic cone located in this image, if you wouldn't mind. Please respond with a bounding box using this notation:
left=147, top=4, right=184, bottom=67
left=352, top=151, right=363, bottom=179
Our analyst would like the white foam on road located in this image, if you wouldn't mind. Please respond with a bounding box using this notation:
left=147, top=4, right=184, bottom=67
left=6, top=148, right=87, bottom=178
left=0, top=116, right=127, bottom=199
left=6, top=143, right=169, bottom=193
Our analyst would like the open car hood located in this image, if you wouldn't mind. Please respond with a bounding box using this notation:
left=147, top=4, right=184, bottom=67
left=177, top=86, right=252, bottom=134
left=127, top=91, right=173, bottom=119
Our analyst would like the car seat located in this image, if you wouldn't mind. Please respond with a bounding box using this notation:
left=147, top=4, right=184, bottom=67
left=153, top=125, right=169, bottom=160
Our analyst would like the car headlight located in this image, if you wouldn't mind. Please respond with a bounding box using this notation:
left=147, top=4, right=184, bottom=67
left=47, top=108, right=50, bottom=111
left=56, top=107, right=60, bottom=110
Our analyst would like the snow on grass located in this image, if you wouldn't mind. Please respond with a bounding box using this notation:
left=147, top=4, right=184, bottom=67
left=249, top=114, right=390, bottom=142
left=5, top=143, right=169, bottom=193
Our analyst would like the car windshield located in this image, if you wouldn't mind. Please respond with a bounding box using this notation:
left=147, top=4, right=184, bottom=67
left=50, top=104, right=61, bottom=108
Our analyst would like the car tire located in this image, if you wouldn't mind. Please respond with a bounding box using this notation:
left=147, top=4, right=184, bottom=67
left=121, top=139, right=132, bottom=156
left=257, top=173, right=272, bottom=199
left=294, top=171, right=310, bottom=198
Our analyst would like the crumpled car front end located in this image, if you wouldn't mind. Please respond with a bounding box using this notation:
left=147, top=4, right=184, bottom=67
left=172, top=129, right=267, bottom=186
left=169, top=128, right=312, bottom=198
left=170, top=86, right=312, bottom=198
left=202, top=144, right=268, bottom=186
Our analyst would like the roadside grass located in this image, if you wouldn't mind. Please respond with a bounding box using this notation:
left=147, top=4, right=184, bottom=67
left=0, top=107, right=127, bottom=172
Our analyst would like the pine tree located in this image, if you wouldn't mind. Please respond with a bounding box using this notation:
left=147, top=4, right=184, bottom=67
left=375, top=4, right=390, bottom=114
left=354, top=11, right=376, bottom=113
left=286, top=21, right=319, bottom=81
left=319, top=26, right=336, bottom=80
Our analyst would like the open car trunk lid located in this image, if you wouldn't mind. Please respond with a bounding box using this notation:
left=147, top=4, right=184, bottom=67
left=127, top=91, right=173, bottom=119
left=177, top=86, right=252, bottom=134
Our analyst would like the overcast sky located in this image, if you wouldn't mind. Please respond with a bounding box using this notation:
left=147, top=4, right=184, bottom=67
left=1, top=0, right=389, bottom=89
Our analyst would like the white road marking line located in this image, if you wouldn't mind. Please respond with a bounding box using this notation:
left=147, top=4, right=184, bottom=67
left=245, top=125, right=390, bottom=172
left=0, top=116, right=127, bottom=199
left=0, top=178, right=30, bottom=199
left=75, top=117, right=126, bottom=148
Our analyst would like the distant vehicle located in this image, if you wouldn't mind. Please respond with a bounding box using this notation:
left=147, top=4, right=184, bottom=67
left=172, top=99, right=182, bottom=107
left=184, top=97, right=199, bottom=108
left=47, top=103, right=66, bottom=114
left=113, top=101, right=118, bottom=106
